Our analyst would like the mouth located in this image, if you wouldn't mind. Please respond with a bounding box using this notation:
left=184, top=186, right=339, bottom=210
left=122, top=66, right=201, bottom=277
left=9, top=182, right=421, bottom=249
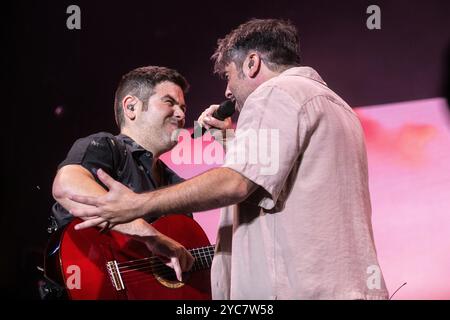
left=167, top=119, right=182, bottom=129
left=168, top=121, right=184, bottom=142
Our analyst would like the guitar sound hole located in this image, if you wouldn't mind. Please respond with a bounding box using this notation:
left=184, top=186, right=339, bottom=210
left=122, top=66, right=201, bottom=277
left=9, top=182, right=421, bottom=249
left=151, top=261, right=178, bottom=282
left=150, top=258, right=189, bottom=289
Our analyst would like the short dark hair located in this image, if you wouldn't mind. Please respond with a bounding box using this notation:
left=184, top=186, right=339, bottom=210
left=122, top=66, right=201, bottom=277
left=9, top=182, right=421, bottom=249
left=212, top=18, right=301, bottom=76
left=114, top=66, right=189, bottom=128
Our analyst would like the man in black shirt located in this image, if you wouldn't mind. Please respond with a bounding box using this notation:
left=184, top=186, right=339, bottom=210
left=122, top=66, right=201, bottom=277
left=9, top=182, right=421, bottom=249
left=52, top=66, right=194, bottom=281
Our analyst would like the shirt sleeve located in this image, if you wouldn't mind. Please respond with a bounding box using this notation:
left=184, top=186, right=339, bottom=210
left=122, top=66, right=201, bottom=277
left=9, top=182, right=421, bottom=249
left=58, top=133, right=118, bottom=180
left=223, top=85, right=307, bottom=210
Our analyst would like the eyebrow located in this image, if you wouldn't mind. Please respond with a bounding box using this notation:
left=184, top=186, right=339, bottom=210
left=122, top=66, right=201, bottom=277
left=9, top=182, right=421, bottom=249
left=161, top=94, right=186, bottom=109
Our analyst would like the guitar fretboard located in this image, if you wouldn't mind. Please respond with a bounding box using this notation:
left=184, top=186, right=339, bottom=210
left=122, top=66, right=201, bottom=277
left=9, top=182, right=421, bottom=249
left=189, top=245, right=215, bottom=271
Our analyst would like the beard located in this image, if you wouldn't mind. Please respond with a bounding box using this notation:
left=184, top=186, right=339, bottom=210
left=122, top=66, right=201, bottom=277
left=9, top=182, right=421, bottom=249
left=163, top=118, right=184, bottom=147
left=231, top=84, right=253, bottom=112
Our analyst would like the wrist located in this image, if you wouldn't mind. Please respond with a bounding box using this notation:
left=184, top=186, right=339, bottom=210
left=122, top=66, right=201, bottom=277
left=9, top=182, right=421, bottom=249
left=118, top=219, right=159, bottom=238
left=135, top=192, right=153, bottom=218
left=140, top=223, right=159, bottom=237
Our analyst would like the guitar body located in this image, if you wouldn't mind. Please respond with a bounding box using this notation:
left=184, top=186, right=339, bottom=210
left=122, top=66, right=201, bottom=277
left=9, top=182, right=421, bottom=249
left=44, top=215, right=212, bottom=300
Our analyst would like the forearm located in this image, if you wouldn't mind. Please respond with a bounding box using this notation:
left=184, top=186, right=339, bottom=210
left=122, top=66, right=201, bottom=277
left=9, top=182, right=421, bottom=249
left=113, top=218, right=159, bottom=237
left=140, top=167, right=256, bottom=218
left=58, top=195, right=154, bottom=236
left=53, top=165, right=157, bottom=237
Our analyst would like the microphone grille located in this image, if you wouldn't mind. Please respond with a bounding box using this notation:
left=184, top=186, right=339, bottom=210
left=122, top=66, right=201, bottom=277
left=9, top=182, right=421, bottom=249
left=215, top=100, right=236, bottom=120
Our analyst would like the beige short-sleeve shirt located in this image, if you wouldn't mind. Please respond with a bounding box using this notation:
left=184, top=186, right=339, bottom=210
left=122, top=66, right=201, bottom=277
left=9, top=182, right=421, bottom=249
left=211, top=67, right=388, bottom=300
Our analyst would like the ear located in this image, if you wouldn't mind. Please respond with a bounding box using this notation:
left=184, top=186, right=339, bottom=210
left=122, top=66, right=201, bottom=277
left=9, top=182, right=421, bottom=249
left=121, top=95, right=139, bottom=122
left=244, top=52, right=261, bottom=78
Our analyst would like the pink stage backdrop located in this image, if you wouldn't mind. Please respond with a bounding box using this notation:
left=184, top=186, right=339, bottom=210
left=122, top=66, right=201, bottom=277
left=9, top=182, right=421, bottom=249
left=161, top=97, right=450, bottom=300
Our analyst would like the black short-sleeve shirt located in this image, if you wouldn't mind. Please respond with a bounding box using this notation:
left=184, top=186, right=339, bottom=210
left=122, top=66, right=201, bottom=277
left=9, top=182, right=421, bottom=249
left=52, top=132, right=189, bottom=227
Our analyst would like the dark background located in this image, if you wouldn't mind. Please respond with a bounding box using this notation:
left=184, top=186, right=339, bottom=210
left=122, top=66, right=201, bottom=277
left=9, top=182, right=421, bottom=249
left=2, top=0, right=449, bottom=298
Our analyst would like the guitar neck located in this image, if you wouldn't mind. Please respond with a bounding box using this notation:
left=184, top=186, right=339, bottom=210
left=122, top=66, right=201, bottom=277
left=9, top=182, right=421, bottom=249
left=189, top=245, right=215, bottom=272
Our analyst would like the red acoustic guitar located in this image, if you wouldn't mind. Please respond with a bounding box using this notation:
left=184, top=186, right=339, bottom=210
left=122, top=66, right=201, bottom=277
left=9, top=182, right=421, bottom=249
left=44, top=215, right=214, bottom=299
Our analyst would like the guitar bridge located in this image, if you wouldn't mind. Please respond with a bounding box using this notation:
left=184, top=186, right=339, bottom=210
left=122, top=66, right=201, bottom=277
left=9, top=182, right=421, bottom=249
left=106, top=260, right=125, bottom=291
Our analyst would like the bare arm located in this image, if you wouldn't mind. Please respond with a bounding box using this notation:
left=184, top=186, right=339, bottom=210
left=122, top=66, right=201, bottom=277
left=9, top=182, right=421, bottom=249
left=141, top=167, right=256, bottom=216
left=52, top=165, right=153, bottom=235
left=52, top=165, right=194, bottom=280
left=69, top=167, right=258, bottom=228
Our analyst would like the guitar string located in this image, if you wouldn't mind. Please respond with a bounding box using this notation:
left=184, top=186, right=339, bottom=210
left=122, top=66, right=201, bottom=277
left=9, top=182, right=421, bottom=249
left=119, top=259, right=212, bottom=276
left=106, top=247, right=214, bottom=284
left=116, top=245, right=214, bottom=266
left=116, top=247, right=214, bottom=269
left=116, top=245, right=215, bottom=268
left=110, top=265, right=212, bottom=286
left=119, top=260, right=213, bottom=284
left=116, top=250, right=214, bottom=274
left=115, top=260, right=213, bottom=284
left=119, top=258, right=213, bottom=274
left=121, top=269, right=175, bottom=283
left=121, top=268, right=188, bottom=282
left=117, top=250, right=215, bottom=271
left=121, top=274, right=188, bottom=286
left=117, top=251, right=214, bottom=275
left=117, top=251, right=215, bottom=272
left=120, top=271, right=203, bottom=285
left=117, top=245, right=215, bottom=266
left=121, top=276, right=158, bottom=286
left=108, top=249, right=214, bottom=282
left=112, top=265, right=177, bottom=284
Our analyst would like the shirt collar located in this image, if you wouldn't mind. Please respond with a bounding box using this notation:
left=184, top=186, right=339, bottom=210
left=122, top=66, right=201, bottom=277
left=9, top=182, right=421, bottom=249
left=116, top=133, right=154, bottom=157
left=279, top=66, right=327, bottom=86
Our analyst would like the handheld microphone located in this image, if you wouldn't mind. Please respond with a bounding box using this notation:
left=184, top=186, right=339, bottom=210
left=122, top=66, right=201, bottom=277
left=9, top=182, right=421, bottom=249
left=191, top=100, right=236, bottom=138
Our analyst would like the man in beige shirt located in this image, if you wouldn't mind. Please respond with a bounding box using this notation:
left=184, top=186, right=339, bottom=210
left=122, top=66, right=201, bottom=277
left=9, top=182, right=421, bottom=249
left=69, top=19, right=388, bottom=300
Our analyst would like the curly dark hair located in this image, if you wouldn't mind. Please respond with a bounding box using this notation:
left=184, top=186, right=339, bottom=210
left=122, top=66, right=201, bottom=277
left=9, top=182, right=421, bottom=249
left=212, top=18, right=301, bottom=76
left=114, top=66, right=189, bottom=128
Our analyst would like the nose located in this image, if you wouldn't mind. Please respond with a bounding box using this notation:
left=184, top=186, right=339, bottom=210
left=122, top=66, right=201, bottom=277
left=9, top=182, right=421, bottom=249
left=225, top=85, right=233, bottom=100
left=173, top=106, right=185, bottom=121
